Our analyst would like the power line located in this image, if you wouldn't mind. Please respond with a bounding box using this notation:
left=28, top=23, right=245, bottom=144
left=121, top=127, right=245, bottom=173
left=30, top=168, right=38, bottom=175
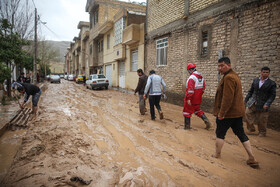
left=39, top=20, right=62, bottom=40
left=31, top=0, right=36, bottom=8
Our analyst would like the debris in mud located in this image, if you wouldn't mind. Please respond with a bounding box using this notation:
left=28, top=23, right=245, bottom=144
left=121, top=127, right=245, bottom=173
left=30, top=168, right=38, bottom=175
left=7, top=107, right=32, bottom=130
left=70, top=176, right=92, bottom=185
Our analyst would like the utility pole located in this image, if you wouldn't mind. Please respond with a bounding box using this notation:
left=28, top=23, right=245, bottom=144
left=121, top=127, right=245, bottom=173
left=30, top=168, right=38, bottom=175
left=33, top=8, right=38, bottom=84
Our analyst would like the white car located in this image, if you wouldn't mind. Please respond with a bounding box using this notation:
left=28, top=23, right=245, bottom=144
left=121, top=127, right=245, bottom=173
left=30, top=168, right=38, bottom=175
left=64, top=74, right=68, bottom=80
left=86, top=74, right=109, bottom=90
left=50, top=75, right=61, bottom=83
left=68, top=74, right=74, bottom=81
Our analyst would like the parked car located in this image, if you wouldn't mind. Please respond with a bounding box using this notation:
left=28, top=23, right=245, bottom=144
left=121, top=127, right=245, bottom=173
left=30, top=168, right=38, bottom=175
left=46, top=75, right=50, bottom=81
left=50, top=75, right=61, bottom=83
left=86, top=74, right=109, bottom=90
left=68, top=74, right=74, bottom=81
left=64, top=74, right=68, bottom=80
left=76, top=74, right=87, bottom=84
left=60, top=74, right=64, bottom=79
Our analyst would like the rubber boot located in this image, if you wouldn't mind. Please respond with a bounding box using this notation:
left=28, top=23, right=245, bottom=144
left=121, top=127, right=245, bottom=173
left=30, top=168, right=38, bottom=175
left=184, top=117, right=191, bottom=130
left=201, top=114, right=212, bottom=130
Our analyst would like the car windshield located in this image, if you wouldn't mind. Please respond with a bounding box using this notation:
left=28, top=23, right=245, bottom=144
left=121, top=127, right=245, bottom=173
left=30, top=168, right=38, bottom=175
left=78, top=75, right=83, bottom=78
left=98, top=75, right=106, bottom=78
left=51, top=75, right=59, bottom=78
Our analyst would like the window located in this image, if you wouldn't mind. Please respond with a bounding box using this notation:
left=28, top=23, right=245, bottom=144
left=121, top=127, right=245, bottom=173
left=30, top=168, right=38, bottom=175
left=202, top=31, right=208, bottom=55
left=90, top=14, right=92, bottom=29
left=90, top=44, right=92, bottom=54
left=114, top=17, right=126, bottom=45
left=98, top=42, right=100, bottom=52
left=156, top=38, right=168, bottom=66
left=101, top=40, right=103, bottom=52
left=198, top=25, right=212, bottom=58
left=131, top=50, right=138, bottom=71
left=107, top=34, right=110, bottom=49
left=94, top=10, right=99, bottom=25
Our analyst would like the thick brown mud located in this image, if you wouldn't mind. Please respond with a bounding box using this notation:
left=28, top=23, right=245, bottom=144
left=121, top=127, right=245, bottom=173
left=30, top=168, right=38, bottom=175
left=1, top=80, right=280, bottom=186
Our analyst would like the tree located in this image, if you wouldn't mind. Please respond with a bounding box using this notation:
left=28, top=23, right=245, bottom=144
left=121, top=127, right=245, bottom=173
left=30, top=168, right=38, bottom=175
left=0, top=63, right=11, bottom=84
left=0, top=0, right=34, bottom=40
left=38, top=40, right=60, bottom=77
left=0, top=19, right=32, bottom=96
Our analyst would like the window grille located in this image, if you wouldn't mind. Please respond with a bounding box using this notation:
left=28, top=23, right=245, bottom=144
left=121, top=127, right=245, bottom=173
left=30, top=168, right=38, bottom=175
left=156, top=38, right=168, bottom=66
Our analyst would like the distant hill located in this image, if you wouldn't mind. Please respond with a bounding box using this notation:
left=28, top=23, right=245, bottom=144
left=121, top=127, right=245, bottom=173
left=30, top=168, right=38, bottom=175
left=45, top=40, right=70, bottom=63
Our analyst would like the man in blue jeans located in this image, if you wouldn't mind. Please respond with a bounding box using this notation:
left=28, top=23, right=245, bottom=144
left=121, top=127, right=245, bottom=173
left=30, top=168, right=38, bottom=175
left=144, top=70, right=166, bottom=120
left=16, top=82, right=41, bottom=117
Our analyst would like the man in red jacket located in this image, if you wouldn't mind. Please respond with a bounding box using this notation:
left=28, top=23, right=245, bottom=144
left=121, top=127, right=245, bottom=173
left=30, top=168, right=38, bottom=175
left=183, top=63, right=212, bottom=130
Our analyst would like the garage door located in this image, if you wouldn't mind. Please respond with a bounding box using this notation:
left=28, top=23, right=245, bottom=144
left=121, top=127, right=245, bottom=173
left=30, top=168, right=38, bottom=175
left=105, top=65, right=112, bottom=87
left=119, top=61, right=125, bottom=88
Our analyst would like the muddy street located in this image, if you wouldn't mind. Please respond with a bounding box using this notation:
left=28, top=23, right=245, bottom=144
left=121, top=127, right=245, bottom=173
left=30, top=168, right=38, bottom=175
left=1, top=80, right=280, bottom=186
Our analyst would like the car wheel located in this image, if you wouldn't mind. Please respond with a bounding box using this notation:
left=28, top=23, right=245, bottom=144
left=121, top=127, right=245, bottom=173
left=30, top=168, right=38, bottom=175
left=105, top=86, right=108, bottom=90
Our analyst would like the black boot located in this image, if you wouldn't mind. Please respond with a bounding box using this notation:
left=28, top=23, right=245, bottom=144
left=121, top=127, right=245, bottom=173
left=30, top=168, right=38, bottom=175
left=201, top=114, right=212, bottom=130
left=184, top=117, right=191, bottom=130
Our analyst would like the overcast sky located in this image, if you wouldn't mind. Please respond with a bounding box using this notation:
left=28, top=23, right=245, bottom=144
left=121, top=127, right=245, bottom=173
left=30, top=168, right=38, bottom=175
left=34, top=0, right=146, bottom=42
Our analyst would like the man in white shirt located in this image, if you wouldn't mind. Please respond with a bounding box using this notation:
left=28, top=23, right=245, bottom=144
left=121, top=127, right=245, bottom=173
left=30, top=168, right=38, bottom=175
left=144, top=70, right=166, bottom=120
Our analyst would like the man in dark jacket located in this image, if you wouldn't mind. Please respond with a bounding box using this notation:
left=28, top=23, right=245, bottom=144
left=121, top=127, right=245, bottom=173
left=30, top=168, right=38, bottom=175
left=16, top=82, right=41, bottom=117
left=24, top=73, right=31, bottom=83
left=245, top=66, right=276, bottom=137
left=213, top=57, right=258, bottom=168
left=17, top=72, right=25, bottom=83
left=134, top=69, right=148, bottom=115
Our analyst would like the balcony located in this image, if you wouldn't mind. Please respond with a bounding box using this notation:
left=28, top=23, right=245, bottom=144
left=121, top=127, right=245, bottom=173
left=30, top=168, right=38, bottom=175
left=113, top=44, right=125, bottom=60
left=123, top=24, right=140, bottom=45
left=98, top=21, right=113, bottom=34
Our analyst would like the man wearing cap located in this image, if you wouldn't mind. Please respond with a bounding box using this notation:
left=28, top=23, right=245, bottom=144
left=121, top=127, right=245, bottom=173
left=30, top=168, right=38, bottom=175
left=183, top=62, right=212, bottom=130
left=16, top=82, right=41, bottom=117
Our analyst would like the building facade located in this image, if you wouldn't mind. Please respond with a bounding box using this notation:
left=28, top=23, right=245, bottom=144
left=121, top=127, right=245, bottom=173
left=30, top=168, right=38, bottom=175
left=145, top=0, right=280, bottom=126
left=85, top=0, right=146, bottom=89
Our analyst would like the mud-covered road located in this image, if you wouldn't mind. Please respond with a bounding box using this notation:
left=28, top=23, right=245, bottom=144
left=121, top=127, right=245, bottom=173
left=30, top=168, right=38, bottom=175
left=1, top=80, right=280, bottom=186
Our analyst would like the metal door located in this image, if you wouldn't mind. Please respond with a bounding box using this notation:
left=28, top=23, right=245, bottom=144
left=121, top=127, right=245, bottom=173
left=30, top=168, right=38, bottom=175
left=105, top=65, right=112, bottom=87
left=118, top=61, right=125, bottom=88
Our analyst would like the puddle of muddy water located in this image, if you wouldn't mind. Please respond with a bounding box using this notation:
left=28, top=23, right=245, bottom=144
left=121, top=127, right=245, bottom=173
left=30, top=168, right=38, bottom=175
left=0, top=129, right=26, bottom=182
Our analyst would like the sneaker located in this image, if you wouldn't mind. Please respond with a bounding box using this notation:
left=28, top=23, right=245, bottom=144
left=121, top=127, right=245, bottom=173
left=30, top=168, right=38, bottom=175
left=158, top=110, right=163, bottom=120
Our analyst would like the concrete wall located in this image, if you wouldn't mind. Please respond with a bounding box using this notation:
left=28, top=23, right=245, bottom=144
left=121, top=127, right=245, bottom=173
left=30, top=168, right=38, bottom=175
left=125, top=23, right=145, bottom=90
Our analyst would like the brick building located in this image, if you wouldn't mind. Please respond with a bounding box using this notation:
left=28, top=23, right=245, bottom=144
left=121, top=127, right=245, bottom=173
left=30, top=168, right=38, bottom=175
left=145, top=0, right=280, bottom=128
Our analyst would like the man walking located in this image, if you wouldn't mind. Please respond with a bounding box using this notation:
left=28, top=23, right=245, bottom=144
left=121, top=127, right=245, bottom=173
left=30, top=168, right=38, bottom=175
left=213, top=57, right=258, bottom=168
left=144, top=70, right=166, bottom=120
left=245, top=66, right=276, bottom=137
left=15, top=82, right=41, bottom=117
left=134, top=69, right=148, bottom=115
left=183, top=63, right=212, bottom=130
